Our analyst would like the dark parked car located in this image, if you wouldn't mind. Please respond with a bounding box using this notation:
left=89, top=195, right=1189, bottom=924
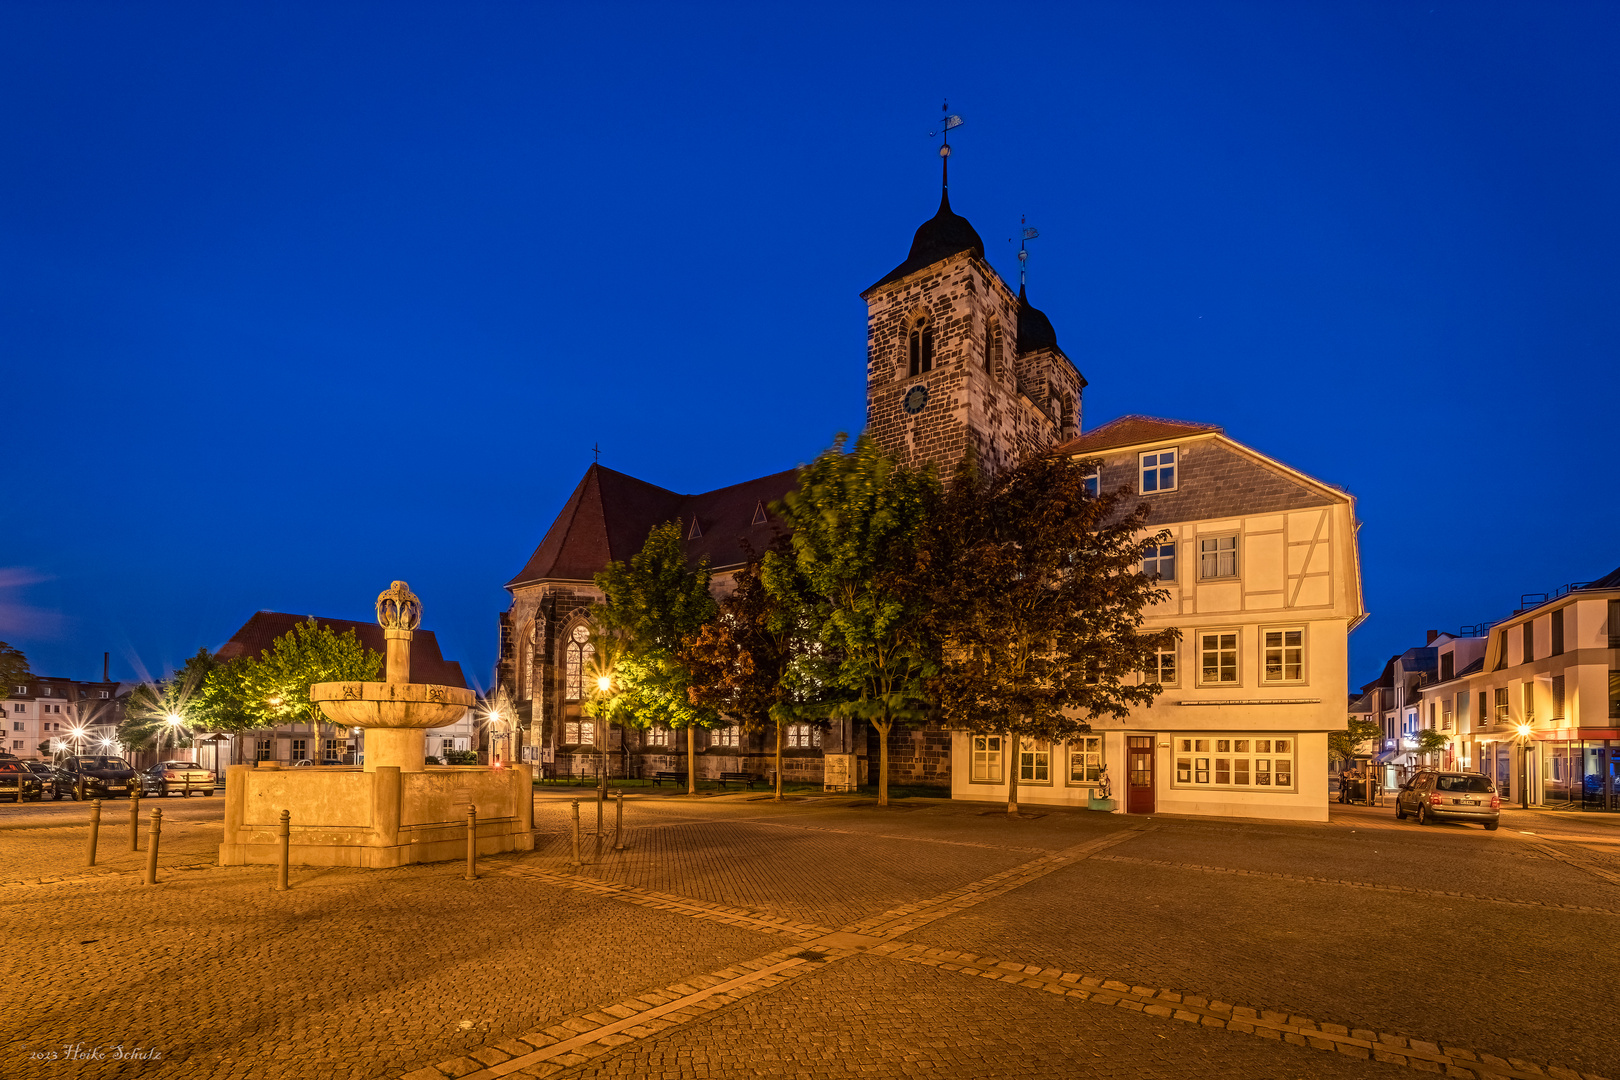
left=1396, top=770, right=1500, bottom=830
left=0, top=759, right=46, bottom=801
left=22, top=761, right=71, bottom=800
left=139, top=760, right=217, bottom=797
left=59, top=755, right=140, bottom=800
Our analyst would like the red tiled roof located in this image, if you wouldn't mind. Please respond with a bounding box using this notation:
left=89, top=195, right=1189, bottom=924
left=1051, top=415, right=1222, bottom=456
left=215, top=612, right=467, bottom=688
left=505, top=464, right=799, bottom=590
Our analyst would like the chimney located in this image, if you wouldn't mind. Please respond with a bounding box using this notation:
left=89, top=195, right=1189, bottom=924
left=104, top=652, right=110, bottom=683
left=1425, top=630, right=1438, bottom=645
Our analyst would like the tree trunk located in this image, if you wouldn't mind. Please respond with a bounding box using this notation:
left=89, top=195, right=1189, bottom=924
left=874, top=717, right=892, bottom=806
left=1006, top=732, right=1020, bottom=815
left=774, top=722, right=784, bottom=801
left=686, top=724, right=696, bottom=795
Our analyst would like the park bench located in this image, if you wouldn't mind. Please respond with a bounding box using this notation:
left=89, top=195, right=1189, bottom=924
left=717, top=772, right=759, bottom=790
left=651, top=771, right=688, bottom=787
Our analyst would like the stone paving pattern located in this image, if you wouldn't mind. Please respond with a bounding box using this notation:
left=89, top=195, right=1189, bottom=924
left=2, top=790, right=1615, bottom=1079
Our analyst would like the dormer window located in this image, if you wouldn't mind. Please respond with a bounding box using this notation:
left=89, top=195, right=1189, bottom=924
left=752, top=501, right=768, bottom=526
left=1140, top=449, right=1177, bottom=493
left=687, top=517, right=703, bottom=540
left=908, top=317, right=934, bottom=377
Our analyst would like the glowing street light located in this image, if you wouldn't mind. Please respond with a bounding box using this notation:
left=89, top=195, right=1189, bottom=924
left=1514, top=723, right=1534, bottom=810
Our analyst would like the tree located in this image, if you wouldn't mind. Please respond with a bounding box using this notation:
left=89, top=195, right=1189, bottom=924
left=1329, top=716, right=1381, bottom=764
left=683, top=536, right=811, bottom=800
left=0, top=642, right=28, bottom=703
left=593, top=520, right=720, bottom=794
left=927, top=451, right=1177, bottom=814
left=1415, top=727, right=1450, bottom=765
left=239, top=619, right=382, bottom=762
left=764, top=434, right=939, bottom=807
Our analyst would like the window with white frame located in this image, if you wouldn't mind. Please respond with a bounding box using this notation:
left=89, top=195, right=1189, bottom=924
left=787, top=723, right=820, bottom=748
left=646, top=725, right=670, bottom=747
left=291, top=738, right=308, bottom=761
left=1140, top=449, right=1177, bottom=493
left=323, top=738, right=343, bottom=761
left=1198, top=535, right=1238, bottom=580
left=1142, top=541, right=1176, bottom=582
left=1068, top=736, right=1103, bottom=783
left=971, top=735, right=1003, bottom=782
left=564, top=624, right=594, bottom=701
left=255, top=738, right=272, bottom=761
left=1018, top=740, right=1050, bottom=784
left=10, top=722, right=21, bottom=732
left=1198, top=631, right=1240, bottom=684
left=1145, top=639, right=1178, bottom=687
left=1441, top=699, right=1453, bottom=730
left=1262, top=628, right=1304, bottom=683
left=563, top=720, right=595, bottom=745
left=1174, top=735, right=1295, bottom=791
left=713, top=724, right=740, bottom=748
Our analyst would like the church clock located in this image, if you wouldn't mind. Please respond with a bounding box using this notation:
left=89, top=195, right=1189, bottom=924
left=902, top=385, right=929, bottom=415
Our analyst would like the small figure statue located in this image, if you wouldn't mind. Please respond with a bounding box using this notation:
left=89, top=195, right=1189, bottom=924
left=1095, top=765, right=1112, bottom=801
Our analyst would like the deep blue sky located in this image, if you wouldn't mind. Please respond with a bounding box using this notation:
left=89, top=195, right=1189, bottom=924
left=3, top=3, right=1616, bottom=694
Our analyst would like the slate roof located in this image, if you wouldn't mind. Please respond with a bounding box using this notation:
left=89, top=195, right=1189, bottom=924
left=863, top=189, right=985, bottom=294
left=1579, top=565, right=1620, bottom=591
left=506, top=464, right=799, bottom=590
left=1016, top=285, right=1060, bottom=353
left=1051, top=415, right=1223, bottom=456
left=215, top=611, right=468, bottom=688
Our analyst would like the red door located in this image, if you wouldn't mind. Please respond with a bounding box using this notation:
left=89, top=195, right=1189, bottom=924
left=1126, top=736, right=1155, bottom=814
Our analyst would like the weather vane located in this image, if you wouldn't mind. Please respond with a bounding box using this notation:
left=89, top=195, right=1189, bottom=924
left=928, top=100, right=963, bottom=192
left=1009, top=215, right=1039, bottom=290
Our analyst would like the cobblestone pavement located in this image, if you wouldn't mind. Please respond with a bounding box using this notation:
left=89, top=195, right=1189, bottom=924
left=2, top=790, right=1613, bottom=1080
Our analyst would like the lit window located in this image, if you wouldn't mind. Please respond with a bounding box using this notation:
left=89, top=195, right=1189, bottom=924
left=1494, top=687, right=1509, bottom=723
left=1199, top=632, right=1239, bottom=684
left=713, top=725, right=740, bottom=748
left=1068, top=737, right=1103, bottom=783
left=646, top=725, right=670, bottom=747
left=564, top=624, right=594, bottom=701
left=1139, top=449, right=1177, bottom=493
left=1522, top=682, right=1534, bottom=723
left=971, top=735, right=1002, bottom=782
left=1145, top=640, right=1177, bottom=687
left=1198, top=535, right=1238, bottom=580
left=1175, top=735, right=1294, bottom=790
left=1142, top=542, right=1176, bottom=582
left=1262, top=629, right=1304, bottom=683
left=787, top=723, right=820, bottom=748
left=1018, top=741, right=1050, bottom=783
left=563, top=720, right=595, bottom=745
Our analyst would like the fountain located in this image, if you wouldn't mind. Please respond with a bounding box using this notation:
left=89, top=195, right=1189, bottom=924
left=219, top=582, right=534, bottom=868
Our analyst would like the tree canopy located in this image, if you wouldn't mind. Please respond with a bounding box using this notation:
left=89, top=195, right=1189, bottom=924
left=0, top=641, right=28, bottom=700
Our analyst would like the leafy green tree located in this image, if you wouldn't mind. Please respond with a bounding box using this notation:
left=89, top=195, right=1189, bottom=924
left=242, top=619, right=382, bottom=761
left=592, top=520, right=720, bottom=793
left=1329, top=716, right=1381, bottom=763
left=1415, top=727, right=1450, bottom=765
left=0, top=641, right=28, bottom=703
left=764, top=434, right=939, bottom=807
left=927, top=451, right=1176, bottom=814
left=683, top=536, right=811, bottom=800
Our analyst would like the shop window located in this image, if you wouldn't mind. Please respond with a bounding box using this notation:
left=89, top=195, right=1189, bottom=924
left=1175, top=735, right=1295, bottom=791
left=971, top=736, right=1003, bottom=783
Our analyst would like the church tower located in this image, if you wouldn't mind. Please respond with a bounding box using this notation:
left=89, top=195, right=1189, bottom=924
left=860, top=161, right=1086, bottom=479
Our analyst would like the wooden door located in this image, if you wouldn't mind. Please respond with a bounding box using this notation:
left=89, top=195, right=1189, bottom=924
left=1126, top=735, right=1155, bottom=814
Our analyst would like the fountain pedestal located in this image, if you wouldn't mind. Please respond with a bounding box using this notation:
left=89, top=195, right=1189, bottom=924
left=218, top=582, right=535, bottom=868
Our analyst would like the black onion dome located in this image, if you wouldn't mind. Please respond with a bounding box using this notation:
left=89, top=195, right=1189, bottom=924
left=1016, top=284, right=1059, bottom=352
left=863, top=191, right=986, bottom=294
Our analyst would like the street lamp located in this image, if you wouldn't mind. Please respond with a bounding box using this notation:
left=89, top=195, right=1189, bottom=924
left=1515, top=723, right=1533, bottom=810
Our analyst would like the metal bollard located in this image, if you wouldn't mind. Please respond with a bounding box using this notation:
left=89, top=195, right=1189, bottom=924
left=464, top=805, right=478, bottom=881
left=129, top=789, right=141, bottom=852
left=143, top=807, right=162, bottom=885
left=570, top=799, right=581, bottom=867
left=86, top=800, right=102, bottom=867
left=276, top=810, right=290, bottom=891
left=614, top=789, right=625, bottom=851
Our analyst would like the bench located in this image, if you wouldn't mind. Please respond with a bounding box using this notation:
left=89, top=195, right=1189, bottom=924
left=717, top=772, right=760, bottom=790
left=651, top=771, right=688, bottom=787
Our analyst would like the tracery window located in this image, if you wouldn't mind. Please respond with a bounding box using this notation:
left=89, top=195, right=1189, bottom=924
left=564, top=623, right=594, bottom=701
left=908, top=317, right=934, bottom=377
left=786, top=723, right=820, bottom=748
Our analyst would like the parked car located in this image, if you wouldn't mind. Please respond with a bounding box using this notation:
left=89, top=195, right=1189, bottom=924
left=139, top=761, right=217, bottom=797
left=0, top=759, right=46, bottom=801
left=59, top=755, right=140, bottom=800
left=1395, top=770, right=1500, bottom=830
left=22, top=761, right=72, bottom=800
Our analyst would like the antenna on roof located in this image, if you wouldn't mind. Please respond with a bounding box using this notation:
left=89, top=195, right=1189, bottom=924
left=1009, top=215, right=1039, bottom=290
left=928, top=100, right=964, bottom=195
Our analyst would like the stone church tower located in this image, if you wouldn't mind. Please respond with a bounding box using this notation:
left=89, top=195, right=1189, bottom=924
left=861, top=181, right=1086, bottom=478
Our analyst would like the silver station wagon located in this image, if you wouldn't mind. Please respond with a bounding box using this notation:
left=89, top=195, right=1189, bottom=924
left=1396, top=770, right=1500, bottom=830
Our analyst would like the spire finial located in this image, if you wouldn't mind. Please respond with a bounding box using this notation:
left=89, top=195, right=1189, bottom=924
left=928, top=101, right=963, bottom=202
left=1012, top=216, right=1040, bottom=290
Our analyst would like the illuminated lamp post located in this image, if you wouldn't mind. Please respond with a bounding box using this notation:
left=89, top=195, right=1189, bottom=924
left=1515, top=723, right=1533, bottom=810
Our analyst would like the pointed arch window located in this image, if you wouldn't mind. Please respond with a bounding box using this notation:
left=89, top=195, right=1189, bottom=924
left=908, top=316, right=934, bottom=377
left=983, top=316, right=1000, bottom=375
left=564, top=623, right=594, bottom=701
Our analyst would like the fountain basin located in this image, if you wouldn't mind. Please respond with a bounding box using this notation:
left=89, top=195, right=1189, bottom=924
left=309, top=681, right=474, bottom=729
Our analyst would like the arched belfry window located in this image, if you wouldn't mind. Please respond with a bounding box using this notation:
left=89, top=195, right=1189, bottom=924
left=564, top=623, right=595, bottom=701
left=907, top=316, right=934, bottom=377
left=983, top=316, right=1001, bottom=375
